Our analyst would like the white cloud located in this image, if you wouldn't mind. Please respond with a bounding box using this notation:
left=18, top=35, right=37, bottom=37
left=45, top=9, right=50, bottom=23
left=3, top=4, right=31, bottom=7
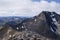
left=0, top=0, right=60, bottom=17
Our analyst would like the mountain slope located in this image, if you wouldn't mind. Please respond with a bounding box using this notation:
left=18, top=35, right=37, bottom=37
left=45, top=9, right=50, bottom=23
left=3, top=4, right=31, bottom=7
left=17, top=11, right=58, bottom=39
left=0, top=11, right=60, bottom=40
left=16, top=11, right=60, bottom=39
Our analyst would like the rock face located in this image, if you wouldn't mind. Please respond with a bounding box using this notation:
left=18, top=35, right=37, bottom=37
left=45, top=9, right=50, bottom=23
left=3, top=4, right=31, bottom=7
left=0, top=11, right=60, bottom=40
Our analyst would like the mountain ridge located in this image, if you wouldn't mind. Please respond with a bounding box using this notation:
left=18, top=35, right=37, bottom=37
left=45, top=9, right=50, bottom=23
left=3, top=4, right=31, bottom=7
left=0, top=11, right=60, bottom=40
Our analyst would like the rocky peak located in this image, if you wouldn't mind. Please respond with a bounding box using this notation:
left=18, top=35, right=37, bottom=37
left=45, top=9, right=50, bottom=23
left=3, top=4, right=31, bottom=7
left=0, top=11, right=60, bottom=40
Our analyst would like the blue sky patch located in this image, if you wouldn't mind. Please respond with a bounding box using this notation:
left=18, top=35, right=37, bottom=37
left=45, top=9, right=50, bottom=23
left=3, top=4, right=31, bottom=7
left=46, top=0, right=60, bottom=3
left=32, top=0, right=40, bottom=2
left=32, top=0, right=60, bottom=3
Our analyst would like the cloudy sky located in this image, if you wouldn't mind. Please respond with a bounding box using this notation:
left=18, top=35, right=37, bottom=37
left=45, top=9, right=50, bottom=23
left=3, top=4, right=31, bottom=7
left=0, top=0, right=60, bottom=17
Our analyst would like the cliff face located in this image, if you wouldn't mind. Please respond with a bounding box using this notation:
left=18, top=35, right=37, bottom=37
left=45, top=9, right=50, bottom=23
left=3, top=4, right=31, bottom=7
left=0, top=11, right=60, bottom=40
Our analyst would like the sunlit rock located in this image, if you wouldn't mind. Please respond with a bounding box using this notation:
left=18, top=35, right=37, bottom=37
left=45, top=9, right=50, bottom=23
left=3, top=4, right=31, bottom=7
left=9, top=35, right=12, bottom=38
left=16, top=27, right=19, bottom=30
left=34, top=19, right=37, bottom=22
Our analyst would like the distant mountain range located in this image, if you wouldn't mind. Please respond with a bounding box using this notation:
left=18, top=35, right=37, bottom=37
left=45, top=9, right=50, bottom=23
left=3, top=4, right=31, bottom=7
left=0, top=16, right=29, bottom=26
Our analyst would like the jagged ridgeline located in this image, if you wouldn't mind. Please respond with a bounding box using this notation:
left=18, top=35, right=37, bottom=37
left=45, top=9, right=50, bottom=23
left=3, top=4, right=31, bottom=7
left=0, top=11, right=60, bottom=40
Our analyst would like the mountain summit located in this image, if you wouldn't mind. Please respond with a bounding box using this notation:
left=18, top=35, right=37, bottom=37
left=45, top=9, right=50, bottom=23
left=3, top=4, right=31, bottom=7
left=17, top=11, right=60, bottom=38
left=0, top=11, right=60, bottom=40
